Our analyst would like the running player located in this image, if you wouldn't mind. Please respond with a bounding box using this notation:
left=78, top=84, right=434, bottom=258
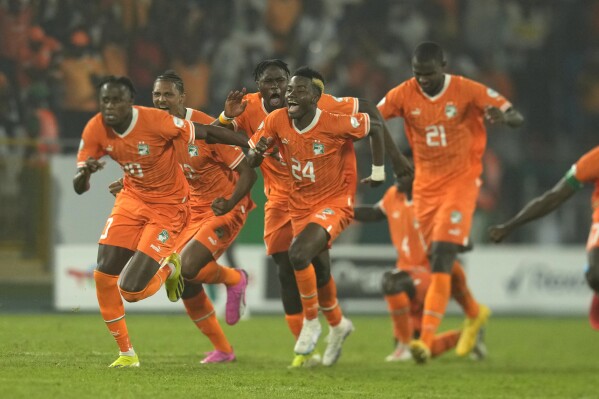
left=489, top=146, right=599, bottom=330
left=249, top=66, right=386, bottom=366
left=377, top=42, right=524, bottom=363
left=354, top=173, right=486, bottom=362
left=74, top=76, right=248, bottom=368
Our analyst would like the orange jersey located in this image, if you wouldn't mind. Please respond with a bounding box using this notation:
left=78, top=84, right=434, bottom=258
left=378, top=75, right=512, bottom=193
left=177, top=108, right=248, bottom=208
left=248, top=107, right=370, bottom=212
left=378, top=186, right=429, bottom=270
left=237, top=92, right=359, bottom=202
left=77, top=106, right=194, bottom=204
left=570, top=146, right=599, bottom=222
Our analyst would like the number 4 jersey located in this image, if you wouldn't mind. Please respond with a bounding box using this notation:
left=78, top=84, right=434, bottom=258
left=249, top=107, right=370, bottom=213
left=377, top=74, right=512, bottom=193
left=77, top=106, right=195, bottom=204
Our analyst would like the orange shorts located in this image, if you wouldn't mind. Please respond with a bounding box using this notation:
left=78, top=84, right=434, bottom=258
left=414, top=176, right=481, bottom=246
left=98, top=190, right=190, bottom=263
left=177, top=199, right=251, bottom=259
left=290, top=200, right=353, bottom=248
left=264, top=200, right=293, bottom=255
left=587, top=223, right=599, bottom=251
left=399, top=265, right=431, bottom=333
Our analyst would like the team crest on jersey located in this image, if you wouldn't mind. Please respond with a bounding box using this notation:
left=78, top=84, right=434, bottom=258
left=450, top=211, right=462, bottom=224
left=157, top=229, right=170, bottom=243
left=138, top=142, right=150, bottom=155
left=172, top=116, right=184, bottom=128
left=322, top=208, right=335, bottom=215
left=350, top=116, right=360, bottom=128
left=445, top=103, right=457, bottom=119
left=487, top=88, right=499, bottom=98
left=313, top=142, right=325, bottom=155
left=188, top=144, right=199, bottom=157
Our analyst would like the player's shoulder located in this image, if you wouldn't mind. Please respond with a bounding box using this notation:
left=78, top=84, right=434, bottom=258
left=244, top=92, right=264, bottom=110
left=319, top=93, right=356, bottom=106
left=579, top=145, right=599, bottom=163
left=186, top=108, right=214, bottom=124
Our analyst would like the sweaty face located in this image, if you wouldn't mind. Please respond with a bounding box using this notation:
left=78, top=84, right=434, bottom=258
left=152, top=80, right=184, bottom=115
left=285, top=76, right=318, bottom=120
left=257, top=65, right=288, bottom=110
left=412, top=58, right=445, bottom=96
left=99, top=83, right=133, bottom=127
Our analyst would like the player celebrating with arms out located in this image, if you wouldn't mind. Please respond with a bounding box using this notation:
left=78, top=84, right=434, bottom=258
left=249, top=66, right=386, bottom=366
left=377, top=42, right=524, bottom=363
left=489, top=146, right=599, bottom=330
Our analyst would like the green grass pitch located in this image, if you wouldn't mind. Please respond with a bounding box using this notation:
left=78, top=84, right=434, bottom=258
left=1, top=314, right=597, bottom=398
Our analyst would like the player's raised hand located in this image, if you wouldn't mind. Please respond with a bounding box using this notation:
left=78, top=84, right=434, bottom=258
left=224, top=88, right=248, bottom=118
left=254, top=137, right=273, bottom=154
left=484, top=106, right=506, bottom=124
left=211, top=197, right=233, bottom=216
left=108, top=177, right=123, bottom=197
left=488, top=224, right=511, bottom=243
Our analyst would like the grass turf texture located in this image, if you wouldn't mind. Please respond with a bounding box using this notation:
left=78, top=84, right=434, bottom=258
left=0, top=314, right=597, bottom=399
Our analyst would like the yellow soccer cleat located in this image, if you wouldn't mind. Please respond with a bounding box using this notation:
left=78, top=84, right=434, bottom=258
left=108, top=354, right=140, bottom=368
left=409, top=340, right=431, bottom=364
left=456, top=304, right=491, bottom=356
left=164, top=253, right=184, bottom=302
left=288, top=351, right=322, bottom=369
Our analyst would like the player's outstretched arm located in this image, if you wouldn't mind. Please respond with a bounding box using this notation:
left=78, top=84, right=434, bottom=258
left=211, top=158, right=257, bottom=216
left=354, top=205, right=386, bottom=223
left=194, top=123, right=250, bottom=148
left=359, top=98, right=413, bottom=178
left=488, top=177, right=577, bottom=242
left=485, top=106, right=524, bottom=128
left=73, top=157, right=105, bottom=195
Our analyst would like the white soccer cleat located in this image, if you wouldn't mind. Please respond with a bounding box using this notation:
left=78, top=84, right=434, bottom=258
left=322, top=317, right=354, bottom=366
left=385, top=342, right=413, bottom=362
left=294, top=317, right=322, bottom=355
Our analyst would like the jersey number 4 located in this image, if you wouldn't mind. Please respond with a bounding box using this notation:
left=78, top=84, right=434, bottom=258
left=425, top=125, right=447, bottom=147
left=291, top=158, right=315, bottom=182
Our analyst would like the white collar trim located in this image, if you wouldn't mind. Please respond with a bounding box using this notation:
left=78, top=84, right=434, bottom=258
left=293, top=108, right=322, bottom=134
left=184, top=107, right=194, bottom=121
left=420, top=74, right=452, bottom=101
left=113, top=107, right=139, bottom=137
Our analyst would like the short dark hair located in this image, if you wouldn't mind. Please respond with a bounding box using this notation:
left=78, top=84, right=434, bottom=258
left=98, top=75, right=137, bottom=98
left=155, top=70, right=185, bottom=93
left=292, top=66, right=325, bottom=95
left=253, top=59, right=290, bottom=81
left=413, top=42, right=445, bottom=64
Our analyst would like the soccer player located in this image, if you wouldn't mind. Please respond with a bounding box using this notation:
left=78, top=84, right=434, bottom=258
left=377, top=42, right=524, bottom=363
left=354, top=173, right=486, bottom=362
left=249, top=66, right=386, bottom=366
left=489, top=146, right=599, bottom=330
left=74, top=76, right=249, bottom=368
left=219, top=60, right=409, bottom=367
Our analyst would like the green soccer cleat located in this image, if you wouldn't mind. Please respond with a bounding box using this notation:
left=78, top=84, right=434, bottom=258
left=456, top=304, right=491, bottom=356
left=164, top=253, right=184, bottom=302
left=108, top=354, right=140, bottom=368
left=288, top=351, right=322, bottom=369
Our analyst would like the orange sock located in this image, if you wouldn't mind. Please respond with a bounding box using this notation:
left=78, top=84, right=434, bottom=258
left=94, top=270, right=132, bottom=353
left=285, top=313, right=304, bottom=340
left=431, top=330, right=461, bottom=357
left=420, top=273, right=451, bottom=347
left=385, top=292, right=412, bottom=344
left=183, top=290, right=232, bottom=353
left=191, top=260, right=241, bottom=286
left=451, top=261, right=479, bottom=318
left=317, top=277, right=342, bottom=327
left=120, top=265, right=170, bottom=302
left=294, top=265, right=319, bottom=320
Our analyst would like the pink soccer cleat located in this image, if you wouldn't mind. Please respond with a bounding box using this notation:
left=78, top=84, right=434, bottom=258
left=225, top=269, right=248, bottom=325
left=200, top=350, right=236, bottom=364
left=590, top=293, right=599, bottom=330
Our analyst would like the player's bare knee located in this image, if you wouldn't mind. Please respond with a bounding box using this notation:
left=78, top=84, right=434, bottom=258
left=180, top=252, right=199, bottom=281
left=430, top=242, right=459, bottom=273
left=288, top=246, right=311, bottom=270
left=381, top=270, right=415, bottom=298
